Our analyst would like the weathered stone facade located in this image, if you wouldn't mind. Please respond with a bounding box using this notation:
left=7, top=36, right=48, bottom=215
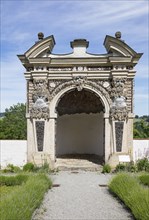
left=18, top=32, right=142, bottom=167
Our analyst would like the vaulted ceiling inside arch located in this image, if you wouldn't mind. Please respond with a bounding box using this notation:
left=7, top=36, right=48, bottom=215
left=56, top=89, right=104, bottom=116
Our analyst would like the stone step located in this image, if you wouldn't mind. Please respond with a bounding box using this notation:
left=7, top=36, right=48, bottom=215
left=56, top=166, right=103, bottom=172
left=55, top=157, right=103, bottom=171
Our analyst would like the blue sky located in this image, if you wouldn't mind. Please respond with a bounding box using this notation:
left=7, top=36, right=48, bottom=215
left=1, top=0, right=149, bottom=116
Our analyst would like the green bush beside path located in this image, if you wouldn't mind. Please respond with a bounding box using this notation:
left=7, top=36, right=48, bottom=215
left=0, top=173, right=52, bottom=220
left=109, top=173, right=149, bottom=220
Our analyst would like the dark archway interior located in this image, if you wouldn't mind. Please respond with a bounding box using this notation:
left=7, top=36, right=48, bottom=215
left=56, top=89, right=104, bottom=115
left=56, top=89, right=105, bottom=164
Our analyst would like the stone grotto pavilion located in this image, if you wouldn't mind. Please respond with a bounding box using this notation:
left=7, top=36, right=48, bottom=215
left=18, top=32, right=142, bottom=167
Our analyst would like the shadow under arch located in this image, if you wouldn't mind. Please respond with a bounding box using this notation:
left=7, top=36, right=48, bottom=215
left=50, top=84, right=110, bottom=118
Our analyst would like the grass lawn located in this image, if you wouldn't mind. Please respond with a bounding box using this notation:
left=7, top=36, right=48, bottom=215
left=109, top=173, right=149, bottom=220
left=0, top=173, right=52, bottom=220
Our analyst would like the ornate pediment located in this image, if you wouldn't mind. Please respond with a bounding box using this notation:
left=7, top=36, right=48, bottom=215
left=17, top=34, right=55, bottom=67
left=104, top=33, right=143, bottom=63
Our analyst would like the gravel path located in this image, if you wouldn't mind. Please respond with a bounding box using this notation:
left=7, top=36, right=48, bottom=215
left=32, top=171, right=133, bottom=220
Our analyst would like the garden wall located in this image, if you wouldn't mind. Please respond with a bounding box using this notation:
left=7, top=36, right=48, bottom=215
left=0, top=139, right=149, bottom=167
left=0, top=140, right=27, bottom=168
left=133, top=139, right=149, bottom=161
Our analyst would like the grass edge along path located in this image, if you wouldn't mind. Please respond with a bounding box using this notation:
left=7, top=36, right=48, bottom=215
left=109, top=173, right=149, bottom=220
left=0, top=174, right=52, bottom=220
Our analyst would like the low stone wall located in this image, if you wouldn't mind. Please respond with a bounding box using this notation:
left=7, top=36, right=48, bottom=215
left=133, top=139, right=149, bottom=162
left=0, top=139, right=149, bottom=168
left=0, top=140, right=27, bottom=168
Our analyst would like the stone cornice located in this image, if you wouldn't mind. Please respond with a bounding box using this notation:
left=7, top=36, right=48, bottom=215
left=18, top=55, right=139, bottom=69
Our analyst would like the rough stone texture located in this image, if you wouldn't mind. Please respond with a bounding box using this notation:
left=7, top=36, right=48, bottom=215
left=36, top=121, right=45, bottom=151
left=126, top=79, right=133, bottom=112
left=56, top=89, right=103, bottom=115
left=55, top=155, right=103, bottom=171
left=32, top=171, right=133, bottom=220
left=115, top=121, right=124, bottom=152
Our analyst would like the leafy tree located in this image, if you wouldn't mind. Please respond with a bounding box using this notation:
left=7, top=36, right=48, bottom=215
left=133, top=119, right=149, bottom=139
left=0, top=103, right=27, bottom=139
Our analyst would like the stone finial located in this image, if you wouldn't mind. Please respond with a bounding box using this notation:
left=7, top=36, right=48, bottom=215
left=38, top=32, right=44, bottom=40
left=70, top=39, right=89, bottom=49
left=115, top=31, right=121, bottom=39
left=70, top=39, right=89, bottom=55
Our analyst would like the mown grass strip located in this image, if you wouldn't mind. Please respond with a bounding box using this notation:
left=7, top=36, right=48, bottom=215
left=109, top=173, right=149, bottom=220
left=0, top=174, right=52, bottom=220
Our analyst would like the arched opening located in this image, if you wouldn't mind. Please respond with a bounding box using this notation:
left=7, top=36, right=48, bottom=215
left=55, top=88, right=105, bottom=164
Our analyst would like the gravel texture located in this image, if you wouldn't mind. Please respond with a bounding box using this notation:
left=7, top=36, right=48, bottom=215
left=32, top=171, right=134, bottom=220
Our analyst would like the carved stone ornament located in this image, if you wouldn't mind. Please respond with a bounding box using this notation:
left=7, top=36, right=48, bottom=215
left=115, top=121, right=124, bottom=152
left=109, top=78, right=128, bottom=121
left=35, top=121, right=45, bottom=151
left=110, top=107, right=128, bottom=121
left=48, top=78, right=111, bottom=105
left=30, top=79, right=49, bottom=119
left=109, top=78, right=127, bottom=99
left=73, top=76, right=87, bottom=91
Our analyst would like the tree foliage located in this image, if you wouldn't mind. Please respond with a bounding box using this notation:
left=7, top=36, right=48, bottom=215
left=133, top=116, right=149, bottom=139
left=0, top=103, right=27, bottom=140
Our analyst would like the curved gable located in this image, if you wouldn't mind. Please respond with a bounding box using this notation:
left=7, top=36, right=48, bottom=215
left=25, top=35, right=55, bottom=58
left=104, top=35, right=141, bottom=58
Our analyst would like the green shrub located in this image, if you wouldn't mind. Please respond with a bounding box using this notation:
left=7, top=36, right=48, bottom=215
left=31, top=162, right=50, bottom=173
left=126, top=161, right=137, bottom=172
left=3, top=164, right=15, bottom=173
left=23, top=162, right=35, bottom=172
left=109, top=173, right=149, bottom=220
left=3, top=164, right=22, bottom=173
left=0, top=174, right=52, bottom=220
left=115, top=163, right=126, bottom=172
left=0, top=174, right=28, bottom=186
left=102, top=164, right=111, bottom=173
left=115, top=162, right=137, bottom=173
left=136, top=158, right=149, bottom=172
left=13, top=166, right=22, bottom=173
left=139, top=174, right=149, bottom=186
